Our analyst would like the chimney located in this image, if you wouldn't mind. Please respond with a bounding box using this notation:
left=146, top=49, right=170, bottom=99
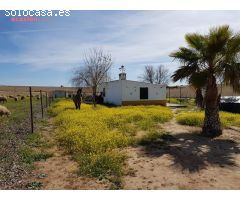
left=119, top=65, right=126, bottom=80
left=119, top=72, right=126, bottom=80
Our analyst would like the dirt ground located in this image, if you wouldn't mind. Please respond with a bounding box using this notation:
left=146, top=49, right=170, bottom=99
left=28, top=110, right=240, bottom=190
left=28, top=120, right=111, bottom=190
left=123, top=115, right=240, bottom=189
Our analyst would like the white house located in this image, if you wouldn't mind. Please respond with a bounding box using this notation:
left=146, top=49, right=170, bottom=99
left=99, top=70, right=167, bottom=106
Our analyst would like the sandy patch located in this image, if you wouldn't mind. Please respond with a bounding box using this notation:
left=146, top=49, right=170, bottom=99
left=123, top=118, right=240, bottom=189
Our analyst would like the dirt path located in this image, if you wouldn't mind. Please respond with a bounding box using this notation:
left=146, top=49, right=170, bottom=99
left=28, top=119, right=110, bottom=190
left=123, top=109, right=240, bottom=189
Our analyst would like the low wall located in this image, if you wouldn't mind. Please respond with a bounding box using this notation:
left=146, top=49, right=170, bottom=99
left=122, top=100, right=166, bottom=106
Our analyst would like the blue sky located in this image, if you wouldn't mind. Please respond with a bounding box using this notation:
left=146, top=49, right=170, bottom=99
left=0, top=10, right=240, bottom=86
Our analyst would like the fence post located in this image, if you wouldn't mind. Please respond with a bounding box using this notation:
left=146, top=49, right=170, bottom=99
left=40, top=90, right=43, bottom=118
left=29, top=87, right=34, bottom=133
left=45, top=92, right=48, bottom=108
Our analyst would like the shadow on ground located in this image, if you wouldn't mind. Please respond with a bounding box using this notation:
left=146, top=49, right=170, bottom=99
left=140, top=132, right=240, bottom=173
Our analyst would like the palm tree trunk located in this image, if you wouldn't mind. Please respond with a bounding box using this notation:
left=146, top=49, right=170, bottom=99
left=195, top=88, right=204, bottom=109
left=202, top=74, right=222, bottom=137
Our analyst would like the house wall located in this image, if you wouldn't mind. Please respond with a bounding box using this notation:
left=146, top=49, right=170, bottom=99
left=99, top=80, right=166, bottom=106
left=122, top=100, right=167, bottom=106
left=121, top=80, right=166, bottom=102
left=53, top=91, right=66, bottom=98
left=102, top=81, right=122, bottom=105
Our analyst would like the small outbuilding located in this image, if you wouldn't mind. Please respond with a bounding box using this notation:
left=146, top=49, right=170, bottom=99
left=99, top=69, right=166, bottom=106
left=52, top=90, right=67, bottom=98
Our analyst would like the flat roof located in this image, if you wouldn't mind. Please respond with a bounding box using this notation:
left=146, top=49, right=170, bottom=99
left=104, top=79, right=166, bottom=87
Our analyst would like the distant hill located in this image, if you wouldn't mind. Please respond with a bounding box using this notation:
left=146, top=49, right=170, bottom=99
left=0, top=85, right=92, bottom=96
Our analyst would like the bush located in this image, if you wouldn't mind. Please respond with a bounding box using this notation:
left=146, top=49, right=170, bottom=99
left=220, top=112, right=240, bottom=127
left=138, top=131, right=163, bottom=145
left=168, top=98, right=180, bottom=104
left=138, top=131, right=175, bottom=145
left=76, top=151, right=126, bottom=178
left=51, top=100, right=173, bottom=181
left=176, top=111, right=240, bottom=127
left=176, top=112, right=204, bottom=126
left=19, top=146, right=52, bottom=164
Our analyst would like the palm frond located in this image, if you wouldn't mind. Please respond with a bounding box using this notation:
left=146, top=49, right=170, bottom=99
left=224, top=33, right=240, bottom=61
left=223, top=62, right=240, bottom=92
left=171, top=64, right=199, bottom=82
left=189, top=71, right=208, bottom=89
left=206, top=25, right=232, bottom=57
left=185, top=33, right=206, bottom=51
left=171, top=25, right=240, bottom=94
left=170, top=47, right=200, bottom=63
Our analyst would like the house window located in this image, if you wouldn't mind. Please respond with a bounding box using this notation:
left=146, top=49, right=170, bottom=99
left=140, top=87, right=148, bottom=99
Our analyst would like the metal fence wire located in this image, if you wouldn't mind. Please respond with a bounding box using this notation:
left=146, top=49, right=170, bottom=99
left=0, top=87, right=54, bottom=134
left=0, top=86, right=57, bottom=189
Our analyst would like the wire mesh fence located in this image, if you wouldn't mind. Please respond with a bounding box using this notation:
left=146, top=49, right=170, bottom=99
left=0, top=87, right=58, bottom=189
left=0, top=85, right=93, bottom=189
left=0, top=87, right=53, bottom=134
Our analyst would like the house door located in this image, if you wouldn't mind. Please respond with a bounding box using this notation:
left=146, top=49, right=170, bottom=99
left=140, top=87, right=148, bottom=99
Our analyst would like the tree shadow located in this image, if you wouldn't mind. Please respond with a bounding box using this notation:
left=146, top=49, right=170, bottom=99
left=140, top=132, right=240, bottom=173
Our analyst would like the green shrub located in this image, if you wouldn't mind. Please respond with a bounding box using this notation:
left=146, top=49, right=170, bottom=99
left=76, top=151, right=126, bottom=178
left=137, top=119, right=155, bottom=131
left=176, top=111, right=240, bottom=127
left=19, top=146, right=52, bottom=164
left=168, top=98, right=180, bottom=104
left=138, top=131, right=169, bottom=145
left=176, top=112, right=204, bottom=126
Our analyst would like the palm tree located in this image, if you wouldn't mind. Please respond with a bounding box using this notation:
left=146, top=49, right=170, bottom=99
left=170, top=25, right=240, bottom=138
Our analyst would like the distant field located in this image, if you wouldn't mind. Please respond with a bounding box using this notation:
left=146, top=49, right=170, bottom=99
left=0, top=85, right=80, bottom=96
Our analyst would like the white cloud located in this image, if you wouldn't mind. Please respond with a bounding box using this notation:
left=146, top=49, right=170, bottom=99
left=1, top=11, right=240, bottom=80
